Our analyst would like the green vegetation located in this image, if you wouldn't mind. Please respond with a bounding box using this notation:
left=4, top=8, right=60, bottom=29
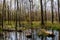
left=0, top=21, right=60, bottom=31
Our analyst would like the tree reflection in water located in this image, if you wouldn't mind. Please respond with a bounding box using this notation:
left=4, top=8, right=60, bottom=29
left=2, top=30, right=59, bottom=40
left=10, top=32, right=15, bottom=40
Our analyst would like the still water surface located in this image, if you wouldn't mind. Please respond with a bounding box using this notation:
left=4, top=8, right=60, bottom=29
left=1, top=30, right=59, bottom=40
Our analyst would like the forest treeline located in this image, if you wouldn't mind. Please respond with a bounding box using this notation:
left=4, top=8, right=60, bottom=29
left=0, top=0, right=59, bottom=22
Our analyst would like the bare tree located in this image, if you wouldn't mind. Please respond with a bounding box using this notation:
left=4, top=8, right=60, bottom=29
left=2, top=0, right=6, bottom=40
left=44, top=0, right=47, bottom=22
left=51, top=0, right=54, bottom=23
left=58, top=0, right=60, bottom=23
left=57, top=0, right=60, bottom=40
left=40, top=0, right=44, bottom=25
left=40, top=0, right=44, bottom=40
left=51, top=0, right=55, bottom=40
left=14, top=0, right=18, bottom=40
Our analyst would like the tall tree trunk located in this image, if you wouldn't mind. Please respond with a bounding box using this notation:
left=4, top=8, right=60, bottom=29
left=45, top=0, right=47, bottom=22
left=51, top=0, right=54, bottom=40
left=7, top=6, right=9, bottom=24
left=40, top=0, right=44, bottom=40
left=2, top=0, right=6, bottom=40
left=58, top=0, right=60, bottom=40
left=51, top=0, right=54, bottom=23
left=10, top=0, right=12, bottom=22
left=14, top=0, right=18, bottom=40
left=19, top=1, right=22, bottom=27
left=40, top=0, right=44, bottom=26
left=58, top=0, right=60, bottom=22
left=2, top=0, right=5, bottom=26
left=45, top=0, right=47, bottom=40
left=29, top=0, right=35, bottom=40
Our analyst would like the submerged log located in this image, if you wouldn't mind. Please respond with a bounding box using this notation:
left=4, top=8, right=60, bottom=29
left=26, top=34, right=32, bottom=38
left=47, top=33, right=55, bottom=37
left=38, top=29, right=55, bottom=37
left=18, top=30, right=22, bottom=32
left=45, top=30, right=55, bottom=37
left=26, top=30, right=32, bottom=38
left=38, top=33, right=55, bottom=37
